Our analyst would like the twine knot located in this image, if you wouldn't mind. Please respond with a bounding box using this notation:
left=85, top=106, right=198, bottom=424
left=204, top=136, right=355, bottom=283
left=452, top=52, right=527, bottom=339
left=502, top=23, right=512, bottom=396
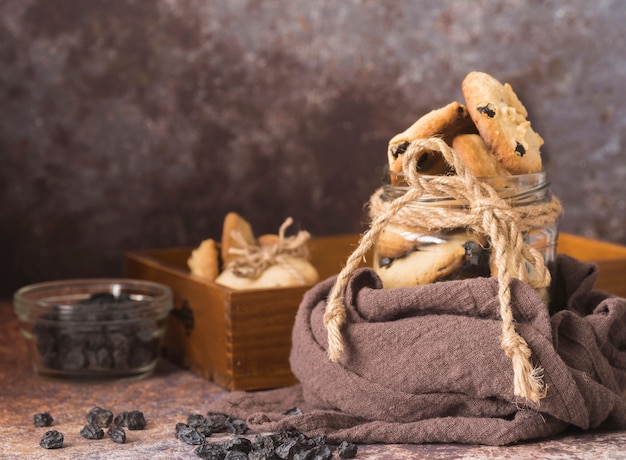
left=323, top=137, right=563, bottom=403
left=226, top=217, right=312, bottom=281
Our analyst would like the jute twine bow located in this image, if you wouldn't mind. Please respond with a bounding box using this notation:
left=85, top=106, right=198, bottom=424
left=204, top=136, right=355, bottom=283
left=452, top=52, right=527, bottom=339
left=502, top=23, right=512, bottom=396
left=226, top=217, right=312, bottom=281
left=323, top=137, right=563, bottom=403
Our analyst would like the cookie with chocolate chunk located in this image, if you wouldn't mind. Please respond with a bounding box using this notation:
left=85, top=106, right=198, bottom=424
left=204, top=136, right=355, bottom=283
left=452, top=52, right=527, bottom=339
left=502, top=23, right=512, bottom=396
left=462, top=72, right=543, bottom=174
left=387, top=101, right=475, bottom=183
left=452, top=133, right=511, bottom=177
left=374, top=231, right=487, bottom=288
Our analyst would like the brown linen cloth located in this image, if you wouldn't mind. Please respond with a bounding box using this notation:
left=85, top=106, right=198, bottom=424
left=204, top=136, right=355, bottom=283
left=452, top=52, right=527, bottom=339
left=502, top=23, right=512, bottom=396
left=207, top=255, right=626, bottom=445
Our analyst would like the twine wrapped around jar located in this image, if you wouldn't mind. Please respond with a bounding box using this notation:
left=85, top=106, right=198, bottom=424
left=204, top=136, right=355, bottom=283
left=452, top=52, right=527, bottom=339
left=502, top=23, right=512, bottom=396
left=323, top=137, right=563, bottom=403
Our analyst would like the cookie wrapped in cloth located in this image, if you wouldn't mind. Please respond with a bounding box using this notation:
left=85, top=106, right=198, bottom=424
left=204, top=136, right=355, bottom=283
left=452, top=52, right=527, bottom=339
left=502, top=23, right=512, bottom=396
left=204, top=256, right=626, bottom=445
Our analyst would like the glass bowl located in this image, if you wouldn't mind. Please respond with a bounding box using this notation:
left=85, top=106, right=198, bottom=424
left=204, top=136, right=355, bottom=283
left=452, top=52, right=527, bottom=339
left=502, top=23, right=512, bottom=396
left=13, top=278, right=173, bottom=380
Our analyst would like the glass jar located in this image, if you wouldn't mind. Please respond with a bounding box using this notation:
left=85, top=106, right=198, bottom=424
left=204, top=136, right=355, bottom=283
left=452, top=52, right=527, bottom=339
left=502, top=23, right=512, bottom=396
left=13, top=278, right=173, bottom=380
left=372, top=170, right=559, bottom=289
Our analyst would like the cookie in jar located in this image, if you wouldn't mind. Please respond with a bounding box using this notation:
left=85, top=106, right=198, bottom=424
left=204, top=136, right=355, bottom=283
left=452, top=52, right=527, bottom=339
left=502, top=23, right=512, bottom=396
left=372, top=71, right=562, bottom=296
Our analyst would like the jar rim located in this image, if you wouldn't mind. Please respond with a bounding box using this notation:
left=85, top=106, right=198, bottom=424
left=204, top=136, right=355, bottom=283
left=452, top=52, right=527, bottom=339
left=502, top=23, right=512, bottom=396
left=13, top=278, right=173, bottom=321
left=386, top=168, right=548, bottom=182
left=383, top=169, right=551, bottom=204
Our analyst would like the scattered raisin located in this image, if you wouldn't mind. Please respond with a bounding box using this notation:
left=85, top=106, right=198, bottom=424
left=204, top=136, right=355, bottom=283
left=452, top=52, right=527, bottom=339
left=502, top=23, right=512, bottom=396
left=222, top=437, right=253, bottom=454
left=297, top=444, right=333, bottom=460
left=80, top=423, right=105, bottom=440
left=477, top=104, right=496, bottom=118
left=115, top=410, right=146, bottom=430
left=187, top=413, right=213, bottom=435
left=33, top=412, right=54, bottom=427
left=338, top=440, right=358, bottom=458
left=108, top=425, right=126, bottom=444
left=87, top=406, right=113, bottom=428
left=181, top=414, right=342, bottom=460
left=177, top=425, right=206, bottom=445
left=275, top=439, right=299, bottom=459
left=194, top=443, right=227, bottom=459
left=225, top=416, right=248, bottom=435
left=248, top=451, right=269, bottom=460
left=205, top=412, right=229, bottom=432
left=515, top=141, right=526, bottom=156
left=40, top=430, right=64, bottom=449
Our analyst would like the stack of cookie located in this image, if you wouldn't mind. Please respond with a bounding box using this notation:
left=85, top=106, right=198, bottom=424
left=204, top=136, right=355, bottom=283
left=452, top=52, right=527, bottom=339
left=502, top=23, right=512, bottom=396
left=388, top=71, right=543, bottom=181
left=376, top=71, right=547, bottom=289
left=188, top=213, right=319, bottom=290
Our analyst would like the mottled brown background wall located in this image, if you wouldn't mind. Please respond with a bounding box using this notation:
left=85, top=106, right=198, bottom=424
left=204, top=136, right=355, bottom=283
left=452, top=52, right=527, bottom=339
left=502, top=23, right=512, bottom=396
left=1, top=0, right=625, bottom=296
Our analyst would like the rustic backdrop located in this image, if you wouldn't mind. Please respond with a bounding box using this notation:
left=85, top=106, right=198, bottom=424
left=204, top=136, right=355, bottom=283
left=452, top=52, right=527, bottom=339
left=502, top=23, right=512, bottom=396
left=1, top=0, right=625, bottom=296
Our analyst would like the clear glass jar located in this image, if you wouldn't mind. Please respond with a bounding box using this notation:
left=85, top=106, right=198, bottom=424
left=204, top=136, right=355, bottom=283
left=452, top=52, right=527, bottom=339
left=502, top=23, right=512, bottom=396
left=373, top=171, right=558, bottom=289
left=13, top=278, right=173, bottom=380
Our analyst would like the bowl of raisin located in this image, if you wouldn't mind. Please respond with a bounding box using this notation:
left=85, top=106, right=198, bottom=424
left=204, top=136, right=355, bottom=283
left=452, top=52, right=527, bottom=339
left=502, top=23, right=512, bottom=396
left=13, top=279, right=173, bottom=380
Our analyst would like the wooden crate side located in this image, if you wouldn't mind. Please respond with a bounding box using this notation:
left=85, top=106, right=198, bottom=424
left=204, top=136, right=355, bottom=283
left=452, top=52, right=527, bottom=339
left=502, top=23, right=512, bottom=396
left=224, top=287, right=307, bottom=390
left=557, top=233, right=626, bottom=261
left=592, top=259, right=626, bottom=299
left=125, top=252, right=231, bottom=384
left=557, top=233, right=626, bottom=297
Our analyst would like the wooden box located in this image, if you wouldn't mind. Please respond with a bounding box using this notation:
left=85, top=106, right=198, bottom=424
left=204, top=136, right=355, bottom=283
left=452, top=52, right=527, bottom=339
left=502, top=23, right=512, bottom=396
left=124, top=233, right=626, bottom=391
left=124, top=235, right=361, bottom=391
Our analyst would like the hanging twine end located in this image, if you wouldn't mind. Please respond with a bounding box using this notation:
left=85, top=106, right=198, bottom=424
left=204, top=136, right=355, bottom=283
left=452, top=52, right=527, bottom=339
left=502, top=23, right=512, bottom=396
left=324, top=295, right=347, bottom=362
left=504, top=334, right=547, bottom=403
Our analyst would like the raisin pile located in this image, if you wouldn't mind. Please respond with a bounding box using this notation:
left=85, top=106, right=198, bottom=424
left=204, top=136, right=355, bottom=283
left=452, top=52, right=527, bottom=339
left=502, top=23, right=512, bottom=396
left=174, top=412, right=358, bottom=459
left=34, top=292, right=161, bottom=373
left=35, top=407, right=145, bottom=449
left=33, top=408, right=359, bottom=457
left=78, top=407, right=138, bottom=443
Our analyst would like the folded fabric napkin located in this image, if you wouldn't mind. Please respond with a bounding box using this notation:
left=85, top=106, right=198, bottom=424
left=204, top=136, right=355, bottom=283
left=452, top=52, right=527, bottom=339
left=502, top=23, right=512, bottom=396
left=207, top=255, right=626, bottom=445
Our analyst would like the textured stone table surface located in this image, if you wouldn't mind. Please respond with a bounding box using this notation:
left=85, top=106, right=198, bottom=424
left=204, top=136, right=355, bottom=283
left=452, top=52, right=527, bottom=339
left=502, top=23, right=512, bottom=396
left=1, top=299, right=625, bottom=460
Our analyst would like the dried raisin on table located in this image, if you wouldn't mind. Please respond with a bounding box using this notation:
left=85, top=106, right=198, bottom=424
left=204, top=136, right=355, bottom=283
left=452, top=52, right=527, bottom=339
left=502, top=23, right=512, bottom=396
left=87, top=406, right=113, bottom=427
left=248, top=451, right=271, bottom=460
left=177, top=425, right=206, bottom=445
left=224, top=451, right=248, bottom=460
left=205, top=412, right=229, bottom=432
left=108, top=425, right=126, bottom=444
left=187, top=414, right=212, bottom=435
left=294, top=444, right=333, bottom=460
left=127, top=410, right=147, bottom=430
left=115, top=410, right=146, bottom=430
left=39, top=430, right=64, bottom=449
left=224, top=416, right=248, bottom=435
left=80, top=423, right=105, bottom=440
left=337, top=440, right=358, bottom=459
left=194, top=442, right=227, bottom=459
left=33, top=412, right=54, bottom=427
left=222, top=436, right=253, bottom=454
left=275, top=439, right=299, bottom=459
